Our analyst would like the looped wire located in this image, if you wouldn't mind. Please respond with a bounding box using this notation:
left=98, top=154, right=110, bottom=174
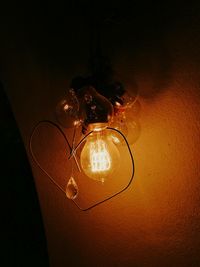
left=71, top=127, right=135, bottom=211
left=29, top=121, right=135, bottom=211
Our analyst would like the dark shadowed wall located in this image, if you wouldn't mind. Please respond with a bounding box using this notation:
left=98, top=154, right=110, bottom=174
left=1, top=2, right=200, bottom=266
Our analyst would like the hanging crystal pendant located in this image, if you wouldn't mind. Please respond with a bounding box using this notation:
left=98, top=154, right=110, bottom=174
left=66, top=176, right=79, bottom=200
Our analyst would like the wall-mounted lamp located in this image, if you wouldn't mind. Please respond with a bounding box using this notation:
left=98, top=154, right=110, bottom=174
left=30, top=16, right=139, bottom=211
left=30, top=82, right=137, bottom=211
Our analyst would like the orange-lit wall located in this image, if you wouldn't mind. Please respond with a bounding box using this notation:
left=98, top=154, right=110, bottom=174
left=1, top=4, right=200, bottom=267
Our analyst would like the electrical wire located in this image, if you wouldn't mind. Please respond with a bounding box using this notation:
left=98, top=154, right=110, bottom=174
left=29, top=120, right=81, bottom=194
left=68, top=130, right=93, bottom=160
left=29, top=121, right=135, bottom=211
left=71, top=126, right=135, bottom=211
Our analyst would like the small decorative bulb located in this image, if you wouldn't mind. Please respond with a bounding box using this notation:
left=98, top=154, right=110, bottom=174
left=55, top=88, right=80, bottom=128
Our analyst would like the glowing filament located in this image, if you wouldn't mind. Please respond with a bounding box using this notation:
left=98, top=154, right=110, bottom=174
left=90, top=140, right=111, bottom=173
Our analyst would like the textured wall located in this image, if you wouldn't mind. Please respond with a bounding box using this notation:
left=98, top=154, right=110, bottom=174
left=1, top=3, right=200, bottom=267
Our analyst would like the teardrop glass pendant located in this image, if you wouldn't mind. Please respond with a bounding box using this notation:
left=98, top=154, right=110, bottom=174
left=66, top=176, right=79, bottom=200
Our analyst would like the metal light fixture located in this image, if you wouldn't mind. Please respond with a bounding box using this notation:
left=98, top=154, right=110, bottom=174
left=30, top=15, right=140, bottom=211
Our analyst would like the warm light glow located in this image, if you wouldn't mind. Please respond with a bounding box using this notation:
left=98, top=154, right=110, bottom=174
left=80, top=125, right=120, bottom=182
left=64, top=104, right=70, bottom=111
left=90, top=140, right=111, bottom=173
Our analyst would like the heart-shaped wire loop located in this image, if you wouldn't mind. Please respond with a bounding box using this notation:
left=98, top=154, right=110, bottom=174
left=30, top=121, right=135, bottom=211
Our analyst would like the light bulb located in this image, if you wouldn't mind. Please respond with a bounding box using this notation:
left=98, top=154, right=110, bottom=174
left=119, top=90, right=137, bottom=108
left=80, top=123, right=120, bottom=182
left=125, top=111, right=141, bottom=145
left=110, top=109, right=128, bottom=145
left=79, top=86, right=113, bottom=125
left=55, top=88, right=81, bottom=128
left=111, top=100, right=141, bottom=145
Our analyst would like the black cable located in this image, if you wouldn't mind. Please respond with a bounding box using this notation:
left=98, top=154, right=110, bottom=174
left=71, top=126, right=135, bottom=211
left=29, top=120, right=73, bottom=195
left=29, top=121, right=135, bottom=211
